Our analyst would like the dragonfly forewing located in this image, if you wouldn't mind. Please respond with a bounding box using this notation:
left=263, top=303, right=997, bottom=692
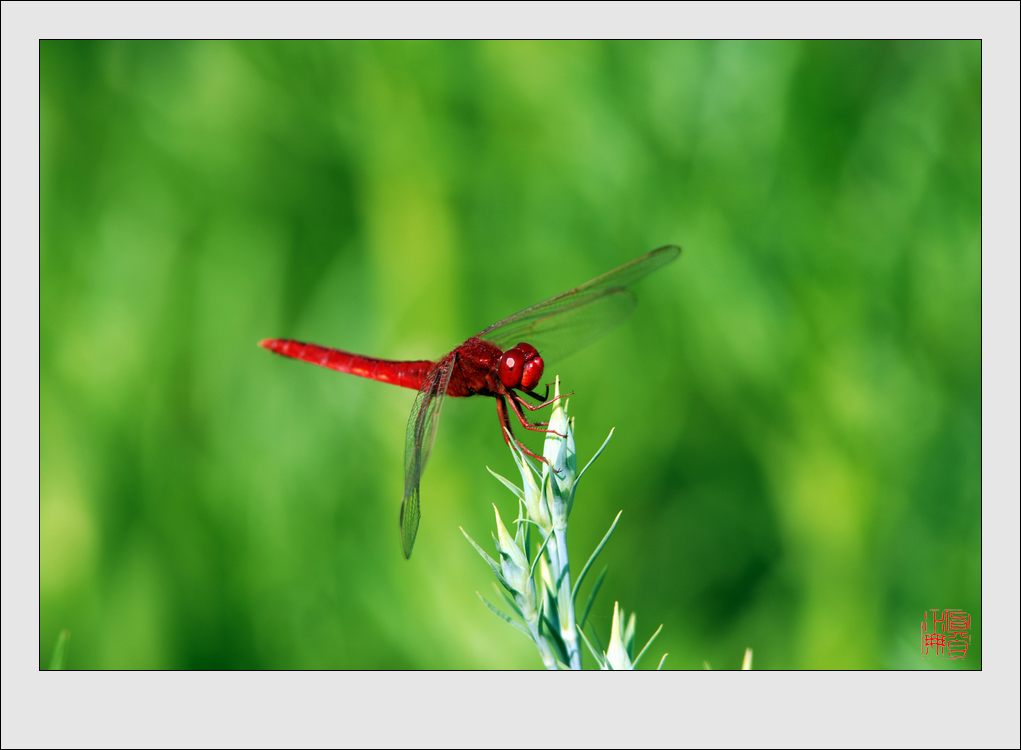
left=399, top=355, right=456, bottom=558
left=478, top=244, right=680, bottom=362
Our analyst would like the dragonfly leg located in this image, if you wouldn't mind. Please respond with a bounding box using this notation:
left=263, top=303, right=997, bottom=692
left=496, top=397, right=552, bottom=465
left=517, top=386, right=573, bottom=411
left=495, top=396, right=514, bottom=446
left=511, top=393, right=549, bottom=427
left=520, top=383, right=550, bottom=402
left=507, top=391, right=567, bottom=438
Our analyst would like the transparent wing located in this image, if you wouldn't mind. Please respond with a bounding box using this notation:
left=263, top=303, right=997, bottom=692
left=398, top=354, right=456, bottom=559
left=477, top=245, right=681, bottom=361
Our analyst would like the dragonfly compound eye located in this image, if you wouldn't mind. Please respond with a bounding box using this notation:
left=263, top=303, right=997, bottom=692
left=521, top=356, right=544, bottom=391
left=514, top=342, right=539, bottom=359
left=499, top=349, right=524, bottom=388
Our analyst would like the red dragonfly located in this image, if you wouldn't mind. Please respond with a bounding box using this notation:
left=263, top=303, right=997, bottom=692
left=261, top=245, right=681, bottom=558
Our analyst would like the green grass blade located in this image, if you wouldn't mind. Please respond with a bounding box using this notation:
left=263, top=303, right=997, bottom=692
left=579, top=566, right=608, bottom=628
left=554, top=561, right=571, bottom=593
left=529, top=530, right=555, bottom=577
left=498, top=585, right=526, bottom=620
left=477, top=592, right=530, bottom=638
left=576, top=428, right=615, bottom=485
left=460, top=526, right=503, bottom=580
left=585, top=619, right=606, bottom=655
left=540, top=611, right=569, bottom=664
left=577, top=624, right=605, bottom=668
left=486, top=466, right=524, bottom=501
left=632, top=623, right=664, bottom=669
left=572, top=511, right=622, bottom=601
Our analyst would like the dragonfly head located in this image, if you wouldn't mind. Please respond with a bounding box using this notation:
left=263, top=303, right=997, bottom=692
left=499, top=342, right=544, bottom=391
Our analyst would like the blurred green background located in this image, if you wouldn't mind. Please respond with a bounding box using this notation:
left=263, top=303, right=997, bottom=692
left=40, top=40, right=980, bottom=669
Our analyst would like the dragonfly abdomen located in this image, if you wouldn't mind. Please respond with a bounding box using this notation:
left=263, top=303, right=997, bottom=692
left=260, top=338, right=434, bottom=391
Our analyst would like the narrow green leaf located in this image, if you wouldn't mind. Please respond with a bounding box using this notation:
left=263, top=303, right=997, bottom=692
left=497, top=585, right=525, bottom=620
left=513, top=516, right=544, bottom=530
left=540, top=611, right=569, bottom=664
left=554, top=561, right=571, bottom=593
left=624, top=611, right=637, bottom=653
left=577, top=624, right=605, bottom=668
left=657, top=653, right=669, bottom=670
left=579, top=566, right=607, bottom=628
left=576, top=427, right=615, bottom=485
left=517, top=499, right=537, bottom=561
left=632, top=623, right=664, bottom=669
left=529, top=530, right=555, bottom=578
left=486, top=466, right=524, bottom=501
left=515, top=514, right=529, bottom=553
left=541, top=598, right=561, bottom=634
left=460, top=526, right=503, bottom=580
left=541, top=576, right=559, bottom=616
left=572, top=511, right=622, bottom=601
left=477, top=592, right=530, bottom=638
left=585, top=619, right=606, bottom=655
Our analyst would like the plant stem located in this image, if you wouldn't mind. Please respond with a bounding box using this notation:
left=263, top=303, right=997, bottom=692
left=552, top=525, right=581, bottom=669
left=528, top=619, right=558, bottom=670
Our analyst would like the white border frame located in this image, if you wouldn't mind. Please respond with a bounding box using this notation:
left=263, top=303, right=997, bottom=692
left=3, top=2, right=1018, bottom=747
